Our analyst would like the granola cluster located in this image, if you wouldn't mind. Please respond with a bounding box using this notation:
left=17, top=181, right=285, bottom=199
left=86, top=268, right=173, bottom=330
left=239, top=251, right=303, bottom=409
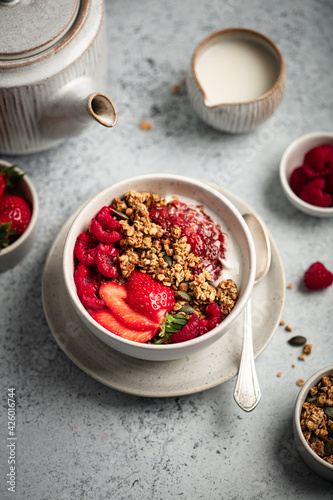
left=300, top=373, right=333, bottom=464
left=112, top=191, right=238, bottom=320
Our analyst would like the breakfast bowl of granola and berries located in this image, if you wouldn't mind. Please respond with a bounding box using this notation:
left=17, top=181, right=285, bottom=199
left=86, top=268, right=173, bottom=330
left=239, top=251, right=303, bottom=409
left=63, top=174, right=256, bottom=361
left=0, top=161, right=38, bottom=272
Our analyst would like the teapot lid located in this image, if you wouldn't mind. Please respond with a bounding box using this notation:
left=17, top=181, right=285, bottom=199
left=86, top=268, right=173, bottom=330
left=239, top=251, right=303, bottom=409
left=0, top=0, right=80, bottom=60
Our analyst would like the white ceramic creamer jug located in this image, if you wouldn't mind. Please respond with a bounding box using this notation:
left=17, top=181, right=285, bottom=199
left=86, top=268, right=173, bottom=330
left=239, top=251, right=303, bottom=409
left=0, top=0, right=117, bottom=154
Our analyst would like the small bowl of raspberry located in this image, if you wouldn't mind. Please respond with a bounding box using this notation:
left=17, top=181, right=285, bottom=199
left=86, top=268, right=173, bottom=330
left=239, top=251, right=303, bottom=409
left=293, top=365, right=333, bottom=482
left=280, top=132, right=333, bottom=217
left=62, top=174, right=256, bottom=361
left=0, top=160, right=38, bottom=272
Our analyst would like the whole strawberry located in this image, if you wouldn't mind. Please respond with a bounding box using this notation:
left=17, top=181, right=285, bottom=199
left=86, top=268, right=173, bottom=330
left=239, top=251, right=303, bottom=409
left=304, top=262, right=333, bottom=290
left=127, top=270, right=175, bottom=324
left=0, top=195, right=31, bottom=249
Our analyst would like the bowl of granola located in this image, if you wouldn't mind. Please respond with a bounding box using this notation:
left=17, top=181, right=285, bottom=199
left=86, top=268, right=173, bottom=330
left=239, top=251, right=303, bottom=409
left=293, top=365, right=333, bottom=482
left=63, top=174, right=256, bottom=361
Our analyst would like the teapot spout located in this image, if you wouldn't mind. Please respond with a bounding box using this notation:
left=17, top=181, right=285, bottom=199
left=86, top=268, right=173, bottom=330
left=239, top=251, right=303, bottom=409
left=86, top=93, right=117, bottom=128
left=39, top=80, right=118, bottom=144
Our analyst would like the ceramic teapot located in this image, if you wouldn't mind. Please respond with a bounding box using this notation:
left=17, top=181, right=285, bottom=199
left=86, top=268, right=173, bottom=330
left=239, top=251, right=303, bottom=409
left=0, top=0, right=117, bottom=155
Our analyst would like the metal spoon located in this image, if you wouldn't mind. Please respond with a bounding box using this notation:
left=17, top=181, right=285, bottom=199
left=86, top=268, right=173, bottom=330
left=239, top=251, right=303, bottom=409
left=233, top=213, right=272, bottom=412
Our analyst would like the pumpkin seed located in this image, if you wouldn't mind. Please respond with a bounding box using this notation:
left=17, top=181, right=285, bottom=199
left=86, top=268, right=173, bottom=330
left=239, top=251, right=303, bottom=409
left=163, top=255, right=173, bottom=267
left=306, top=395, right=317, bottom=404
left=176, top=290, right=192, bottom=302
left=207, top=281, right=217, bottom=289
left=309, top=434, right=319, bottom=444
left=111, top=208, right=129, bottom=220
left=178, top=305, right=194, bottom=314
left=288, top=335, right=307, bottom=346
left=323, top=407, right=333, bottom=420
left=324, top=439, right=333, bottom=456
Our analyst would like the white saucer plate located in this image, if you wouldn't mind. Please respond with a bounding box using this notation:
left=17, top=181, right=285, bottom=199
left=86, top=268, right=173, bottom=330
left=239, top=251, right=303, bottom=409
left=42, top=185, right=285, bottom=397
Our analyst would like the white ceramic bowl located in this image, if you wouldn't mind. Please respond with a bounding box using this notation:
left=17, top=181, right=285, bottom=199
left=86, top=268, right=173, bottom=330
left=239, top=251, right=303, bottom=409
left=63, top=174, right=256, bottom=361
left=293, top=365, right=333, bottom=482
left=186, top=28, right=286, bottom=133
left=0, top=161, right=38, bottom=272
left=280, top=132, right=333, bottom=217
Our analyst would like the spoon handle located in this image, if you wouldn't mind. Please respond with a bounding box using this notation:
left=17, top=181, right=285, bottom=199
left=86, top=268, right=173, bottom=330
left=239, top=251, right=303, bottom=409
left=233, top=298, right=261, bottom=412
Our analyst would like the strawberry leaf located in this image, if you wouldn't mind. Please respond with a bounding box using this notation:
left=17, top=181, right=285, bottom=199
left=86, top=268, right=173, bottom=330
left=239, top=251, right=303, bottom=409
left=0, top=164, right=24, bottom=189
left=153, top=313, right=189, bottom=344
left=0, top=221, right=17, bottom=251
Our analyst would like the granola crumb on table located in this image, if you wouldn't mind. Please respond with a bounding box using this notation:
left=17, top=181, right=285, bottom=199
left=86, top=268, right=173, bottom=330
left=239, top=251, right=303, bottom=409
left=300, top=373, right=333, bottom=464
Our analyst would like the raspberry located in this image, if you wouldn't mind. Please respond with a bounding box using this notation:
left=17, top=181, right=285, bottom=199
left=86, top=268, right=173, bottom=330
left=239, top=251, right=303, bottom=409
left=90, top=218, right=122, bottom=244
left=300, top=178, right=332, bottom=207
left=74, top=263, right=105, bottom=310
left=170, top=313, right=201, bottom=343
left=96, top=206, right=122, bottom=231
left=303, top=145, right=333, bottom=178
left=289, top=166, right=308, bottom=196
left=74, top=231, right=98, bottom=266
left=304, top=262, right=333, bottom=291
left=94, top=243, right=120, bottom=278
left=326, top=172, right=333, bottom=196
left=205, top=302, right=223, bottom=330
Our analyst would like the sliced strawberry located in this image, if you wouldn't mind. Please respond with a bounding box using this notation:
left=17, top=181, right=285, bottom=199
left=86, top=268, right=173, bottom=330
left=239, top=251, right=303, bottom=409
left=127, top=270, right=175, bottom=325
left=0, top=195, right=31, bottom=237
left=99, top=282, right=159, bottom=331
left=90, top=308, right=157, bottom=343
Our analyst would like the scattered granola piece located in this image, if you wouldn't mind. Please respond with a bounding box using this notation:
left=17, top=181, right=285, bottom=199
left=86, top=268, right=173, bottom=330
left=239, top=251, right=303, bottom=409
left=297, top=378, right=305, bottom=386
left=280, top=319, right=285, bottom=326
left=287, top=283, right=293, bottom=289
left=277, top=372, right=282, bottom=377
left=303, top=343, right=312, bottom=355
left=299, top=354, right=307, bottom=361
left=171, top=84, right=181, bottom=94
left=285, top=325, right=293, bottom=332
left=140, top=120, right=153, bottom=130
left=292, top=364, right=296, bottom=368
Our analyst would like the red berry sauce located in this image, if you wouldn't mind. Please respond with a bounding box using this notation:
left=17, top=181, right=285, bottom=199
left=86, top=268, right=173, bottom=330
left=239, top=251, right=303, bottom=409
left=149, top=200, right=226, bottom=281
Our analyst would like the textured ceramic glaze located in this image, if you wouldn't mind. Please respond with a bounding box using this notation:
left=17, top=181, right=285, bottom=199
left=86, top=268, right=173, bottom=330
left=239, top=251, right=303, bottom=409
left=186, top=28, right=286, bottom=133
left=62, top=175, right=256, bottom=361
left=0, top=0, right=117, bottom=154
left=0, top=161, right=38, bottom=272
left=294, top=365, right=333, bottom=482
left=280, top=132, right=333, bottom=217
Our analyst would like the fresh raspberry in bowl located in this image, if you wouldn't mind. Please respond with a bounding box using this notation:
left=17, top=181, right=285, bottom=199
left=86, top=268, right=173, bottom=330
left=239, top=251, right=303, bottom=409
left=63, top=174, right=256, bottom=361
left=280, top=132, right=333, bottom=217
